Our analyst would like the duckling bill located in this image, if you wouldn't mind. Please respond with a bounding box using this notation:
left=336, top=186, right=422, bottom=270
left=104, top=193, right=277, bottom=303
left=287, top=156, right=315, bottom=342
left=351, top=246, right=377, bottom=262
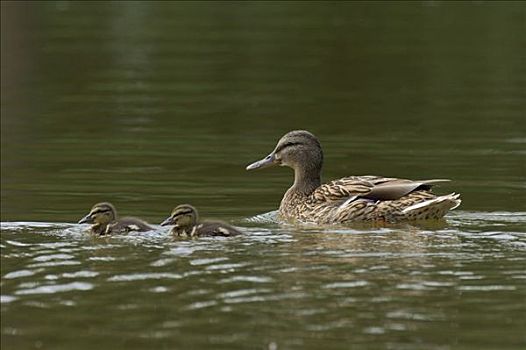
left=160, top=204, right=242, bottom=237
left=246, top=130, right=461, bottom=223
left=78, top=202, right=153, bottom=235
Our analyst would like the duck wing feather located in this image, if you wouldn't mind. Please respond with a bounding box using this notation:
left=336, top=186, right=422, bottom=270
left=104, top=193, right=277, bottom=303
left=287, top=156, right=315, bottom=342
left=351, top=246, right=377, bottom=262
left=312, top=176, right=450, bottom=202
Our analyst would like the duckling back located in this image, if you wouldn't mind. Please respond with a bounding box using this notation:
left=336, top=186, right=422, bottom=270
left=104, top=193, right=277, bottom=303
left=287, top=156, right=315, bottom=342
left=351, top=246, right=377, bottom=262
left=104, top=217, right=153, bottom=235
left=195, top=221, right=243, bottom=237
left=171, top=221, right=242, bottom=238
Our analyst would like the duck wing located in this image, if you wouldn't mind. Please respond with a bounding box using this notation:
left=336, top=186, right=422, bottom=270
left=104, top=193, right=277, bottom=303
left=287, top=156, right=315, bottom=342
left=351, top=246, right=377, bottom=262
left=364, top=178, right=451, bottom=200
left=312, top=176, right=450, bottom=202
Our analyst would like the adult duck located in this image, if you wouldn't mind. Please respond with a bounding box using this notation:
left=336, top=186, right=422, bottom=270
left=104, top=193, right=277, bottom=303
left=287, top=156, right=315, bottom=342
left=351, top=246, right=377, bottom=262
left=246, top=130, right=461, bottom=223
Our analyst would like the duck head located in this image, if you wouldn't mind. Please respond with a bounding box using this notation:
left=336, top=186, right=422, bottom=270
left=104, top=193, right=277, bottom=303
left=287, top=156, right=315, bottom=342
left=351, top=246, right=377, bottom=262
left=78, top=202, right=116, bottom=225
left=160, top=204, right=198, bottom=229
left=246, top=130, right=324, bottom=172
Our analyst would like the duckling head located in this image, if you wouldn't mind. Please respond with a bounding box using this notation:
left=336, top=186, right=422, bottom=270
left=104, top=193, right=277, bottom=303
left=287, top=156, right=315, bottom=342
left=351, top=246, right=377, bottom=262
left=78, top=202, right=116, bottom=225
left=246, top=130, right=323, bottom=172
left=160, top=204, right=198, bottom=229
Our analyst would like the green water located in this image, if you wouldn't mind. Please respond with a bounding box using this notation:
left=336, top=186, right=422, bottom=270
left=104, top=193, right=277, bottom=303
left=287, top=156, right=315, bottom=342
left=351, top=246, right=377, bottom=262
left=1, top=2, right=525, bottom=349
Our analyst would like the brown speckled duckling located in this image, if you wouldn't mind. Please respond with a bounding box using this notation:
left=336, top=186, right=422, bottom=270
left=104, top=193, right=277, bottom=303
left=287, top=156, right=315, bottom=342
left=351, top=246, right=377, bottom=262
left=160, top=204, right=242, bottom=237
left=78, top=202, right=153, bottom=235
left=246, top=130, right=461, bottom=224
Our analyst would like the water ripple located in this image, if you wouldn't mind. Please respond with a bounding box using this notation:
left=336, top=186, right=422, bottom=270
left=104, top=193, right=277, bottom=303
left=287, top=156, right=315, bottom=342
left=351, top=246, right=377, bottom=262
left=0, top=295, right=18, bottom=304
left=62, top=271, right=99, bottom=278
left=33, top=253, right=75, bottom=262
left=27, top=261, right=81, bottom=268
left=3, top=269, right=40, bottom=279
left=184, top=300, right=218, bottom=310
left=323, top=281, right=369, bottom=289
left=457, top=285, right=517, bottom=291
left=219, top=276, right=273, bottom=283
left=244, top=210, right=279, bottom=224
left=190, top=257, right=229, bottom=266
left=15, top=282, right=94, bottom=295
left=205, top=263, right=250, bottom=271
left=107, top=273, right=183, bottom=282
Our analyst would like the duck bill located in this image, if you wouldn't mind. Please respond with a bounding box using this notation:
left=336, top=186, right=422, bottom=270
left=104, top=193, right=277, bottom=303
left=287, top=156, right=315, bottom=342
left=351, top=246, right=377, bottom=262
left=78, top=214, right=93, bottom=224
left=246, top=152, right=277, bottom=170
left=160, top=217, right=174, bottom=226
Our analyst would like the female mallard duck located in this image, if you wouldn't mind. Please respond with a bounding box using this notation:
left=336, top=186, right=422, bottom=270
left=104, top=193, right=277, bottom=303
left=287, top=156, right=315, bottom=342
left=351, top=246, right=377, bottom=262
left=160, top=204, right=243, bottom=237
left=78, top=202, right=153, bottom=235
left=246, top=130, right=461, bottom=223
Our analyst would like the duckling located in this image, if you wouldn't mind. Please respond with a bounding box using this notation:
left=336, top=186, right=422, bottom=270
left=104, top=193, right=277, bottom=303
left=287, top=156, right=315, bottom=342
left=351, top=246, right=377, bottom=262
left=246, top=130, right=461, bottom=223
left=160, top=204, right=243, bottom=237
left=78, top=202, right=153, bottom=235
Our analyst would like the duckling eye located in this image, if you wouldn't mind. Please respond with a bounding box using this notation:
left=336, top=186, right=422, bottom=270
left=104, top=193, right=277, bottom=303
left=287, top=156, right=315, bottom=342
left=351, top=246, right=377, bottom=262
left=92, top=209, right=110, bottom=216
left=174, top=210, right=192, bottom=218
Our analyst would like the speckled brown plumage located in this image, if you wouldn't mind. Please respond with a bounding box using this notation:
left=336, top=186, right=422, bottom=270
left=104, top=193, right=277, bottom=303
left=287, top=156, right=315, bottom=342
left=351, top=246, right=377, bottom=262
left=78, top=202, right=153, bottom=235
left=160, top=204, right=243, bottom=237
left=247, top=130, right=461, bottom=224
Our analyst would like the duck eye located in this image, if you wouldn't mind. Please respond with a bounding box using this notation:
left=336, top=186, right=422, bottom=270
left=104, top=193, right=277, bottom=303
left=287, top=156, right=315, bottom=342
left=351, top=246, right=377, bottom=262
left=174, top=209, right=192, bottom=218
left=91, top=208, right=110, bottom=216
left=278, top=142, right=301, bottom=152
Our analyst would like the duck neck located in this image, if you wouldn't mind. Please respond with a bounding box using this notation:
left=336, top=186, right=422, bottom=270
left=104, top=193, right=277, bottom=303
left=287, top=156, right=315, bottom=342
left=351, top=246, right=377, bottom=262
left=291, top=165, right=321, bottom=195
